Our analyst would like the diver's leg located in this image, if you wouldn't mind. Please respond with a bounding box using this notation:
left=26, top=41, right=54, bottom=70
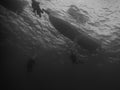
left=33, top=10, right=36, bottom=16
left=38, top=13, right=41, bottom=17
left=40, top=9, right=44, bottom=13
left=27, top=59, right=35, bottom=72
left=33, top=8, right=36, bottom=13
left=37, top=10, right=41, bottom=17
left=42, top=8, right=45, bottom=13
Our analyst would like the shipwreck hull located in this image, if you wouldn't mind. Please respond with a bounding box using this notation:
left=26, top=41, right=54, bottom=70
left=48, top=14, right=101, bottom=52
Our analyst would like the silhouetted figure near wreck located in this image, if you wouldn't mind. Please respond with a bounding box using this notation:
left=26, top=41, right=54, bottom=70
left=31, top=0, right=43, bottom=17
left=70, top=50, right=85, bottom=64
left=27, top=58, right=35, bottom=72
left=70, top=52, right=78, bottom=64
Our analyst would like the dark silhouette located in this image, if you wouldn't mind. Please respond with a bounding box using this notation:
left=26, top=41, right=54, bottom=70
left=27, top=58, right=35, bottom=72
left=31, top=0, right=43, bottom=17
left=70, top=52, right=77, bottom=64
left=42, top=8, right=51, bottom=15
left=70, top=50, right=86, bottom=64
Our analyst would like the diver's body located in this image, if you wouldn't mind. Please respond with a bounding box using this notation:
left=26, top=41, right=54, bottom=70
left=70, top=52, right=77, bottom=64
left=70, top=51, right=85, bottom=64
left=31, top=0, right=43, bottom=17
left=27, top=58, right=35, bottom=72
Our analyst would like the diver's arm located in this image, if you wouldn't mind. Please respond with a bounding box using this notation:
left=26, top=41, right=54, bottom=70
left=42, top=9, right=50, bottom=15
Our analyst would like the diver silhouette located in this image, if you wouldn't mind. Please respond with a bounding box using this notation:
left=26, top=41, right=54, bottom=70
left=27, top=58, right=35, bottom=72
left=31, top=0, right=43, bottom=17
left=70, top=52, right=78, bottom=64
left=70, top=51, right=85, bottom=64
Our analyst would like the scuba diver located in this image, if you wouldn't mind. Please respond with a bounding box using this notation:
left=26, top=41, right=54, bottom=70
left=27, top=57, right=36, bottom=72
left=31, top=0, right=43, bottom=17
left=70, top=52, right=78, bottom=64
left=70, top=52, right=86, bottom=64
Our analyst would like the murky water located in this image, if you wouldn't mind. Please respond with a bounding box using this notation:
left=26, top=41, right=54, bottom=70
left=1, top=0, right=120, bottom=89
